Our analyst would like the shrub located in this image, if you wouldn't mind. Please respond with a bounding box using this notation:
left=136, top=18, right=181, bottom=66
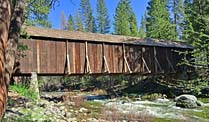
left=10, top=84, right=38, bottom=101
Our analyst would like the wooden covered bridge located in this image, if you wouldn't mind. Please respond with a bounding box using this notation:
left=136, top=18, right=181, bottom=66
left=14, top=26, right=193, bottom=76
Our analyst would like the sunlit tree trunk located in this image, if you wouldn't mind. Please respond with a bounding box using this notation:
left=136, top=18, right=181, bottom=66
left=0, top=0, right=11, bottom=117
left=5, top=0, right=25, bottom=89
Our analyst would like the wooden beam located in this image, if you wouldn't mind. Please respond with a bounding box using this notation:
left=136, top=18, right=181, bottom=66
left=154, top=47, right=163, bottom=73
left=166, top=49, right=175, bottom=73
left=66, top=54, right=71, bottom=74
left=142, top=57, right=151, bottom=73
left=154, top=47, right=158, bottom=72
left=37, top=41, right=40, bottom=73
left=142, top=47, right=151, bottom=73
left=122, top=44, right=132, bottom=73
left=66, top=40, right=71, bottom=74
left=102, top=43, right=110, bottom=73
left=84, top=41, right=92, bottom=74
left=64, top=40, right=71, bottom=75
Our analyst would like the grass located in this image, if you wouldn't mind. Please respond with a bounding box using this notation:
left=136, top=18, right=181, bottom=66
left=154, top=118, right=188, bottom=122
left=67, top=100, right=104, bottom=121
left=182, top=98, right=209, bottom=120
left=184, top=106, right=209, bottom=120
left=3, top=106, right=53, bottom=122
left=9, top=84, right=38, bottom=101
left=82, top=101, right=103, bottom=118
left=198, top=98, right=209, bottom=103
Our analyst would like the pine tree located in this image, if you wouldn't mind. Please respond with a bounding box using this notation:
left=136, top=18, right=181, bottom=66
left=183, top=0, right=209, bottom=72
left=68, top=14, right=75, bottom=31
left=114, top=0, right=134, bottom=36
left=129, top=10, right=139, bottom=37
left=176, top=0, right=209, bottom=90
left=170, top=0, right=184, bottom=39
left=138, top=15, right=147, bottom=38
left=25, top=0, right=54, bottom=28
left=146, top=0, right=176, bottom=40
left=75, top=11, right=84, bottom=32
left=79, top=0, right=93, bottom=32
left=96, top=0, right=110, bottom=34
left=182, top=0, right=193, bottom=42
left=92, top=17, right=97, bottom=33
left=60, top=11, right=67, bottom=30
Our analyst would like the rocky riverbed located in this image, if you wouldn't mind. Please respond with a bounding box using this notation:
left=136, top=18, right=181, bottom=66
left=3, top=92, right=209, bottom=122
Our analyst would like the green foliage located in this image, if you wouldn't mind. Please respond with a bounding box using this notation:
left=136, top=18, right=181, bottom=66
left=75, top=11, right=84, bottom=32
left=138, top=15, right=147, bottom=38
left=24, top=0, right=57, bottom=28
left=68, top=14, right=75, bottom=31
left=17, top=43, right=29, bottom=51
left=80, top=75, right=96, bottom=88
left=79, top=0, right=93, bottom=32
left=63, top=76, right=81, bottom=89
left=129, top=9, right=139, bottom=37
left=10, top=84, right=38, bottom=101
left=114, top=0, right=133, bottom=36
left=146, top=0, right=177, bottom=40
left=169, top=0, right=184, bottom=39
left=16, top=43, right=30, bottom=60
left=186, top=106, right=209, bottom=120
left=92, top=17, right=97, bottom=33
left=114, top=0, right=139, bottom=37
left=180, top=79, right=209, bottom=96
left=96, top=0, right=110, bottom=34
left=181, top=0, right=209, bottom=81
left=62, top=75, right=134, bottom=91
left=3, top=106, right=53, bottom=122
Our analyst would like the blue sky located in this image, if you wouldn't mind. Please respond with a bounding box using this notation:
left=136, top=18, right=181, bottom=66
left=49, top=0, right=150, bottom=31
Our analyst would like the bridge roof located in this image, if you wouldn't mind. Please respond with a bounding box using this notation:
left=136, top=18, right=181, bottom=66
left=23, top=26, right=193, bottom=49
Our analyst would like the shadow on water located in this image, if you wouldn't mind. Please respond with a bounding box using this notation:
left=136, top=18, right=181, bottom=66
left=84, top=95, right=111, bottom=101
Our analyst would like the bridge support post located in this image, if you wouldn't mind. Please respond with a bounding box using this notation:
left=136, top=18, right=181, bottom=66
left=154, top=47, right=163, bottom=73
left=166, top=49, right=175, bottom=73
left=65, top=40, right=71, bottom=75
left=30, top=72, right=40, bottom=101
left=102, top=43, right=110, bottom=73
left=37, top=41, right=40, bottom=73
left=84, top=41, right=92, bottom=74
left=122, top=44, right=132, bottom=73
left=142, top=47, right=151, bottom=73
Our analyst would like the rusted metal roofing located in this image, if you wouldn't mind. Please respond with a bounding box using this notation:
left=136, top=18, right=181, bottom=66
left=22, top=26, right=193, bottom=49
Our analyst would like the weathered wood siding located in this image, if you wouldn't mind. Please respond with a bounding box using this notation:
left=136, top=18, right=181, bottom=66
left=14, top=39, right=190, bottom=75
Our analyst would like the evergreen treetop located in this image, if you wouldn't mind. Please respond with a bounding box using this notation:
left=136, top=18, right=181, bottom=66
left=138, top=15, right=147, bottom=38
left=146, top=0, right=176, bottom=40
left=25, top=0, right=55, bottom=28
left=114, top=0, right=138, bottom=37
left=79, top=0, right=93, bottom=32
left=75, top=11, right=84, bottom=32
left=96, top=0, right=110, bottom=34
left=68, top=14, right=76, bottom=31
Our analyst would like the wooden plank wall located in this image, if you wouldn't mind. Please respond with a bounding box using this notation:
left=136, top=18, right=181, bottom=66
left=15, top=39, right=189, bottom=75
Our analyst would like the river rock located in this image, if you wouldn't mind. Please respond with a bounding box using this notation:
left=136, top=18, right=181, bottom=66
left=175, top=94, right=202, bottom=108
left=79, top=107, right=88, bottom=112
left=155, top=98, right=170, bottom=103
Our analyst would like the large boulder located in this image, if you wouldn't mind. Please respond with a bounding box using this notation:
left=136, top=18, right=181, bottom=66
left=175, top=94, right=203, bottom=108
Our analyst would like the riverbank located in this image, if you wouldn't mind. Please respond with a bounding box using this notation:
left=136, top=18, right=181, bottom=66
left=3, top=91, right=209, bottom=122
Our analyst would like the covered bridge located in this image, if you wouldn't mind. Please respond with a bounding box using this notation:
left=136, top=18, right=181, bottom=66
left=14, top=26, right=193, bottom=76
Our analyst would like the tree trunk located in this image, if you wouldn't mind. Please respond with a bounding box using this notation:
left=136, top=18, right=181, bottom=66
left=4, top=0, right=25, bottom=86
left=0, top=0, right=12, bottom=117
left=0, top=0, right=25, bottom=117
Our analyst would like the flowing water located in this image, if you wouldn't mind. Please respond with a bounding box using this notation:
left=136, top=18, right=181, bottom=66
left=91, top=98, right=209, bottom=122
